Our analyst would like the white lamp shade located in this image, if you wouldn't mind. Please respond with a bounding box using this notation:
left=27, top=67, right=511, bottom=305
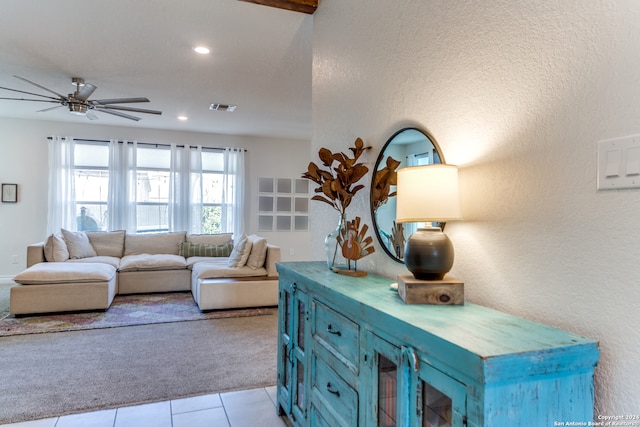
left=396, top=164, right=462, bottom=223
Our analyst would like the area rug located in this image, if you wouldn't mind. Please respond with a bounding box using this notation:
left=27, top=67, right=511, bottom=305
left=0, top=292, right=276, bottom=337
left=0, top=314, right=278, bottom=424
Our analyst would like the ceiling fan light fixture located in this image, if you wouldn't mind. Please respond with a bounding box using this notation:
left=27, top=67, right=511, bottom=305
left=68, top=103, right=88, bottom=115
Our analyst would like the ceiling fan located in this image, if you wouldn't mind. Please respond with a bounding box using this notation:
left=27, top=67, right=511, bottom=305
left=0, top=75, right=162, bottom=121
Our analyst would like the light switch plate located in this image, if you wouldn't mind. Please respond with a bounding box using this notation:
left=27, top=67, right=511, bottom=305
left=597, top=135, right=640, bottom=190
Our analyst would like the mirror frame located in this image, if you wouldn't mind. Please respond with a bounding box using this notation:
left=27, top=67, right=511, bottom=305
left=369, top=127, right=445, bottom=263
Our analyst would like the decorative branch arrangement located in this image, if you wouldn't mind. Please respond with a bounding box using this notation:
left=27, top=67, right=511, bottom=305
left=371, top=155, right=401, bottom=211
left=302, top=137, right=371, bottom=216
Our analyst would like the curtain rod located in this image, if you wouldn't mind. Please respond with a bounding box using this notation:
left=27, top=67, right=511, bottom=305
left=46, top=136, right=246, bottom=152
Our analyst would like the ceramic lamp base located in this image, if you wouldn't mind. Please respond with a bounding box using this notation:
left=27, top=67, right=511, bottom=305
left=404, top=226, right=454, bottom=280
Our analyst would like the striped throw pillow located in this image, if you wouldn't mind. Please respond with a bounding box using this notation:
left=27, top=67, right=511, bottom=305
left=178, top=241, right=233, bottom=257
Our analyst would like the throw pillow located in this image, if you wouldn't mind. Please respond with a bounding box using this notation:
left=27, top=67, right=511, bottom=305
left=61, top=229, right=97, bottom=259
left=86, top=230, right=125, bottom=257
left=124, top=231, right=186, bottom=256
left=178, top=241, right=233, bottom=257
left=43, top=234, right=70, bottom=262
left=246, top=235, right=268, bottom=270
left=227, top=234, right=253, bottom=268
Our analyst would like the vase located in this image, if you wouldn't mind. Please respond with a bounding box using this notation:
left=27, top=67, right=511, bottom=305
left=325, top=214, right=347, bottom=270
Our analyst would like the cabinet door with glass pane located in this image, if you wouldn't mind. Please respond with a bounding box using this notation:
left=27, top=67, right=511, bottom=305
left=413, top=358, right=466, bottom=427
left=365, top=332, right=467, bottom=427
left=365, top=332, right=409, bottom=427
left=277, top=279, right=309, bottom=427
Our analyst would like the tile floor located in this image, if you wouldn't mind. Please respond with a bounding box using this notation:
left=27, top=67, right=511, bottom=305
left=1, top=386, right=288, bottom=427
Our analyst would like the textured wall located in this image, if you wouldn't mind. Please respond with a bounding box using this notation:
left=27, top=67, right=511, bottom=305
left=312, top=0, right=640, bottom=415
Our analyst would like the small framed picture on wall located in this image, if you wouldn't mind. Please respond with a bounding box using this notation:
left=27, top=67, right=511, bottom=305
left=2, top=183, right=18, bottom=203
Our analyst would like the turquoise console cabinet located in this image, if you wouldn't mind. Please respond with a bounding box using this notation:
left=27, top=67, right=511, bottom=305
left=276, top=262, right=599, bottom=427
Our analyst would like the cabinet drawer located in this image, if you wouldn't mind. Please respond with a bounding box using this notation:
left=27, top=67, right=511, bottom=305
left=313, top=300, right=359, bottom=368
left=312, top=354, right=358, bottom=427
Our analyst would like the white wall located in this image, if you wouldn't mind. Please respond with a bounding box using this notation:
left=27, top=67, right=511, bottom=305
left=311, top=0, right=640, bottom=415
left=0, top=117, right=311, bottom=277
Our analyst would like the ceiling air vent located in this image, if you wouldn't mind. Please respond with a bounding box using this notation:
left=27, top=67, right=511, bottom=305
left=209, top=103, right=237, bottom=112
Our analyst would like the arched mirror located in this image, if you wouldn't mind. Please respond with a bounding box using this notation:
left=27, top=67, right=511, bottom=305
left=370, top=127, right=444, bottom=263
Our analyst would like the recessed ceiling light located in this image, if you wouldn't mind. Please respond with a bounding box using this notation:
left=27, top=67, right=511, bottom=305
left=193, top=46, right=210, bottom=55
left=177, top=115, right=188, bottom=121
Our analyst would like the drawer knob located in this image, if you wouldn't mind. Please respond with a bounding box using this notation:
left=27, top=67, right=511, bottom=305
left=326, top=324, right=342, bottom=336
left=326, top=382, right=341, bottom=397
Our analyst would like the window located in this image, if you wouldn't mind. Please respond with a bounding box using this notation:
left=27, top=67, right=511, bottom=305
left=201, top=150, right=224, bottom=234
left=136, top=146, right=170, bottom=233
left=74, top=143, right=109, bottom=231
left=52, top=138, right=244, bottom=235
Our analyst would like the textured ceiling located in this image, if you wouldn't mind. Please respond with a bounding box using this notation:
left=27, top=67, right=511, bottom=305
left=0, top=0, right=312, bottom=140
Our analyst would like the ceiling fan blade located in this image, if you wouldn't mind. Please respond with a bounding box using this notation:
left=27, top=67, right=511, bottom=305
left=94, top=104, right=162, bottom=115
left=0, top=86, right=62, bottom=101
left=96, top=108, right=141, bottom=121
left=76, top=83, right=97, bottom=101
left=13, top=75, right=67, bottom=99
left=86, top=111, right=98, bottom=120
left=91, top=97, right=150, bottom=104
left=36, top=105, right=65, bottom=113
left=0, top=97, right=60, bottom=103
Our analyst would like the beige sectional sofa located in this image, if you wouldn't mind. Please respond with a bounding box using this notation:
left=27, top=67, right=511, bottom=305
left=11, top=230, right=280, bottom=315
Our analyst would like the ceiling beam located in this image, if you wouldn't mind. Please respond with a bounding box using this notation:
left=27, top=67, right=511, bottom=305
left=238, top=0, right=318, bottom=14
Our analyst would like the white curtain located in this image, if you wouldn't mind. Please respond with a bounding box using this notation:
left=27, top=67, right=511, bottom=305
left=189, top=146, right=203, bottom=234
left=108, top=140, right=138, bottom=232
left=169, top=144, right=189, bottom=232
left=221, top=147, right=245, bottom=238
left=169, top=144, right=204, bottom=233
left=47, top=136, right=76, bottom=234
left=48, top=139, right=244, bottom=236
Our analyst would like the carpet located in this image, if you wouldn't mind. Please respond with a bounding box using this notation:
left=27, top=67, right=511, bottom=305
left=0, top=291, right=275, bottom=337
left=0, top=312, right=279, bottom=424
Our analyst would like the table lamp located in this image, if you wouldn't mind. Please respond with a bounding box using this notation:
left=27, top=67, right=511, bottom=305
left=396, top=164, right=462, bottom=280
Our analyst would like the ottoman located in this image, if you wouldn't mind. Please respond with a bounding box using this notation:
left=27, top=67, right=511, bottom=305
left=191, top=259, right=278, bottom=311
left=11, top=262, right=117, bottom=316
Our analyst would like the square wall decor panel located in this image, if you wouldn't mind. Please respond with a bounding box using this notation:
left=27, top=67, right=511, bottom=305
left=277, top=196, right=292, bottom=212
left=258, top=177, right=309, bottom=231
left=295, top=179, right=309, bottom=194
left=294, top=216, right=308, bottom=231
left=277, top=215, right=292, bottom=231
left=259, top=196, right=274, bottom=212
left=277, top=178, right=292, bottom=193
left=258, top=177, right=274, bottom=193
left=258, top=215, right=274, bottom=232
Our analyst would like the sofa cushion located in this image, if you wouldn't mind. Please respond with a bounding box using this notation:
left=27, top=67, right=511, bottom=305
left=13, top=262, right=116, bottom=285
left=185, top=256, right=227, bottom=268
left=44, top=234, right=70, bottom=262
left=61, top=229, right=97, bottom=259
left=228, top=234, right=253, bottom=268
left=119, top=254, right=187, bottom=272
left=179, top=241, right=233, bottom=258
left=67, top=256, right=121, bottom=269
left=192, top=258, right=268, bottom=280
left=186, top=233, right=233, bottom=246
left=246, top=235, right=268, bottom=270
left=124, top=231, right=186, bottom=256
left=86, top=230, right=125, bottom=257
